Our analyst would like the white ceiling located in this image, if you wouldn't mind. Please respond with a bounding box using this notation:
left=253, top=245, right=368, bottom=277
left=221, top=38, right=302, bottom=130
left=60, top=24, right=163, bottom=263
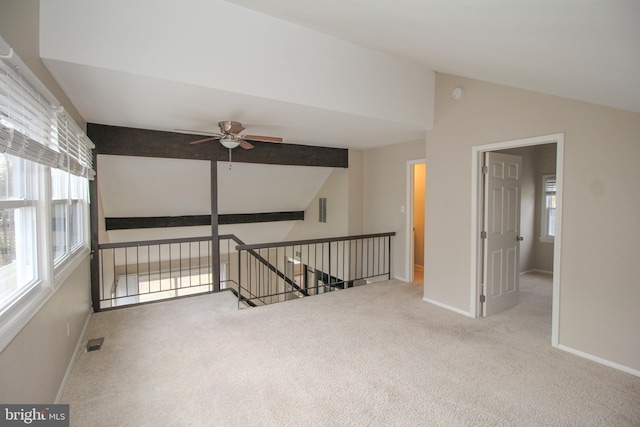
left=39, top=0, right=640, bottom=151
left=227, top=0, right=640, bottom=114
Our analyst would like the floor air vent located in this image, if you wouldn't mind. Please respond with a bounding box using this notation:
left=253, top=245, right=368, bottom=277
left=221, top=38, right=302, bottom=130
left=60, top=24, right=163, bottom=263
left=86, top=337, right=104, bottom=352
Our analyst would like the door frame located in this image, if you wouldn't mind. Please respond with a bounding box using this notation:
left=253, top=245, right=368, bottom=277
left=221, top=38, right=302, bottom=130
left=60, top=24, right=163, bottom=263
left=406, top=158, right=426, bottom=283
left=470, top=133, right=564, bottom=347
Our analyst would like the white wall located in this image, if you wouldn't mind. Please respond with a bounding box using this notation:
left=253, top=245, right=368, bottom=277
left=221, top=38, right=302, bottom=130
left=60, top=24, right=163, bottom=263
left=285, top=168, right=349, bottom=240
left=0, top=0, right=92, bottom=403
left=363, top=140, right=426, bottom=281
left=425, top=73, right=640, bottom=372
left=98, top=156, right=211, bottom=219
left=347, top=150, right=364, bottom=235
left=0, top=260, right=91, bottom=403
left=286, top=149, right=365, bottom=241
left=97, top=155, right=334, bottom=245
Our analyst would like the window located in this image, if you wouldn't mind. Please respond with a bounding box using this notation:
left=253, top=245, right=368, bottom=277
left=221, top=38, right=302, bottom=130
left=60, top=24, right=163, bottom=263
left=0, top=153, right=39, bottom=311
left=0, top=36, right=94, bottom=351
left=51, top=169, right=87, bottom=265
left=540, top=175, right=556, bottom=242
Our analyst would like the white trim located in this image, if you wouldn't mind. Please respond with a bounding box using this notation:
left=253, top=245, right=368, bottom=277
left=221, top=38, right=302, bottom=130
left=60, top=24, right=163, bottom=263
left=405, top=159, right=426, bottom=284
left=470, top=146, right=481, bottom=317
left=552, top=136, right=564, bottom=347
left=55, top=309, right=93, bottom=403
left=470, top=133, right=564, bottom=346
left=557, top=344, right=640, bottom=378
left=423, top=297, right=474, bottom=318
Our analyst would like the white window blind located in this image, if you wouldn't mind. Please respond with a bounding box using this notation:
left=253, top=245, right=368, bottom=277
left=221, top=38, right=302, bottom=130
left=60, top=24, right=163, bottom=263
left=0, top=37, right=95, bottom=179
left=545, top=177, right=557, bottom=193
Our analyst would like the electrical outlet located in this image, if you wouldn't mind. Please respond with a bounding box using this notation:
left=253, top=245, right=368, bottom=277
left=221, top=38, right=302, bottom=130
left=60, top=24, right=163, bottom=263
left=400, top=205, right=405, bottom=213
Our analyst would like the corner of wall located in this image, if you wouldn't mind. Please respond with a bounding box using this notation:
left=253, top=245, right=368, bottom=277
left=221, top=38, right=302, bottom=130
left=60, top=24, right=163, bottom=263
left=284, top=168, right=349, bottom=240
left=348, top=150, right=364, bottom=235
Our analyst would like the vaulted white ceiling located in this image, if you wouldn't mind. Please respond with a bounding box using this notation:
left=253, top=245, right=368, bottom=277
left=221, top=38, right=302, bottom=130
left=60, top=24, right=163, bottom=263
left=39, top=0, right=434, bottom=150
left=39, top=0, right=639, bottom=152
left=227, top=0, right=640, bottom=115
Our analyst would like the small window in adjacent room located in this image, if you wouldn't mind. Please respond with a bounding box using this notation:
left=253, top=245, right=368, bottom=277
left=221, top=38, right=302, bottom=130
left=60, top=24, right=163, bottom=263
left=540, top=175, right=556, bottom=242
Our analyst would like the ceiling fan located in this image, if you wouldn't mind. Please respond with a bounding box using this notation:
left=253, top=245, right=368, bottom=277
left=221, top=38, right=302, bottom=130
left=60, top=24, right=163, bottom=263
left=182, top=120, right=283, bottom=150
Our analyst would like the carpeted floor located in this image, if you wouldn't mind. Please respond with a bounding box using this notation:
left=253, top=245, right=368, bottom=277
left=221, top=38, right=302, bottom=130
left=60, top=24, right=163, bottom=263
left=62, top=273, right=640, bottom=426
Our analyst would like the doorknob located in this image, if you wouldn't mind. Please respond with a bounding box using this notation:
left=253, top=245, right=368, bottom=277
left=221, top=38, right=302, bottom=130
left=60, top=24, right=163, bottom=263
left=516, top=236, right=524, bottom=241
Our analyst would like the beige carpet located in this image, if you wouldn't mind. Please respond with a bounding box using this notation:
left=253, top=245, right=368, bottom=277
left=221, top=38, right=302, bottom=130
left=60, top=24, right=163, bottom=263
left=62, top=273, right=640, bottom=426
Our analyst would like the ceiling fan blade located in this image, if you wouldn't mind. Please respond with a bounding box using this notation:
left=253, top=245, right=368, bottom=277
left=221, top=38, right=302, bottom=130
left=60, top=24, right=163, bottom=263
left=189, top=136, right=220, bottom=145
left=243, top=135, right=283, bottom=143
left=238, top=139, right=255, bottom=150
left=228, top=123, right=245, bottom=134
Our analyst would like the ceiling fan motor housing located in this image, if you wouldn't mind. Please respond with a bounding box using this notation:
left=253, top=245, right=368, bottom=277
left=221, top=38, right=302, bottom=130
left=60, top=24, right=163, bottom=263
left=219, top=120, right=243, bottom=134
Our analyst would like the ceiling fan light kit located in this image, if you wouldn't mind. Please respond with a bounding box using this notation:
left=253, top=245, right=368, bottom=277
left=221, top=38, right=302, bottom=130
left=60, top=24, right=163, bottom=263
left=219, top=134, right=240, bottom=149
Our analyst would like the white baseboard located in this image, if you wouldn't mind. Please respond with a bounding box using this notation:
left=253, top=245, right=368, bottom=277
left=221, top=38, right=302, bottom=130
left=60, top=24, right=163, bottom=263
left=557, top=344, right=640, bottom=378
left=422, top=297, right=474, bottom=318
left=55, top=310, right=93, bottom=403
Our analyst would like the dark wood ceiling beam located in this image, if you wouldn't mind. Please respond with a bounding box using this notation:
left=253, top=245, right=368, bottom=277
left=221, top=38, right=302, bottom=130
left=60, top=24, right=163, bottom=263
left=105, top=211, right=305, bottom=231
left=87, top=123, right=348, bottom=168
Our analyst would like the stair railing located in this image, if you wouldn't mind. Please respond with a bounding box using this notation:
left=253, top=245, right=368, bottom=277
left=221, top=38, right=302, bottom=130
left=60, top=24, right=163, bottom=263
left=235, top=232, right=395, bottom=308
left=96, top=232, right=394, bottom=310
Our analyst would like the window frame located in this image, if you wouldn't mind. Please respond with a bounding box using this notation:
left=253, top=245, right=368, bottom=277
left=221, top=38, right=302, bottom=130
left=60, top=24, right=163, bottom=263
left=0, top=157, right=90, bottom=353
left=0, top=35, right=94, bottom=353
left=539, top=174, right=556, bottom=243
left=51, top=169, right=88, bottom=268
left=0, top=155, right=41, bottom=311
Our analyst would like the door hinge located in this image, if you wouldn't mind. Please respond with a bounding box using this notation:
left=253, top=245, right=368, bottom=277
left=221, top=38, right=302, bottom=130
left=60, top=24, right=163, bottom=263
left=480, top=231, right=487, bottom=239
left=480, top=294, right=486, bottom=303
left=481, top=165, right=488, bottom=175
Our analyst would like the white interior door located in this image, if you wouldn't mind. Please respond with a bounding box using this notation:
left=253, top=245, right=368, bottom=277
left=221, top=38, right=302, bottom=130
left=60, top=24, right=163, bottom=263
left=483, top=152, right=522, bottom=316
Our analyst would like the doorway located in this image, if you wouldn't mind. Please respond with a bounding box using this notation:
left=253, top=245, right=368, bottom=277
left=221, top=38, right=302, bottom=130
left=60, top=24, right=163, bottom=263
left=406, top=159, right=426, bottom=283
left=471, top=134, right=564, bottom=347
